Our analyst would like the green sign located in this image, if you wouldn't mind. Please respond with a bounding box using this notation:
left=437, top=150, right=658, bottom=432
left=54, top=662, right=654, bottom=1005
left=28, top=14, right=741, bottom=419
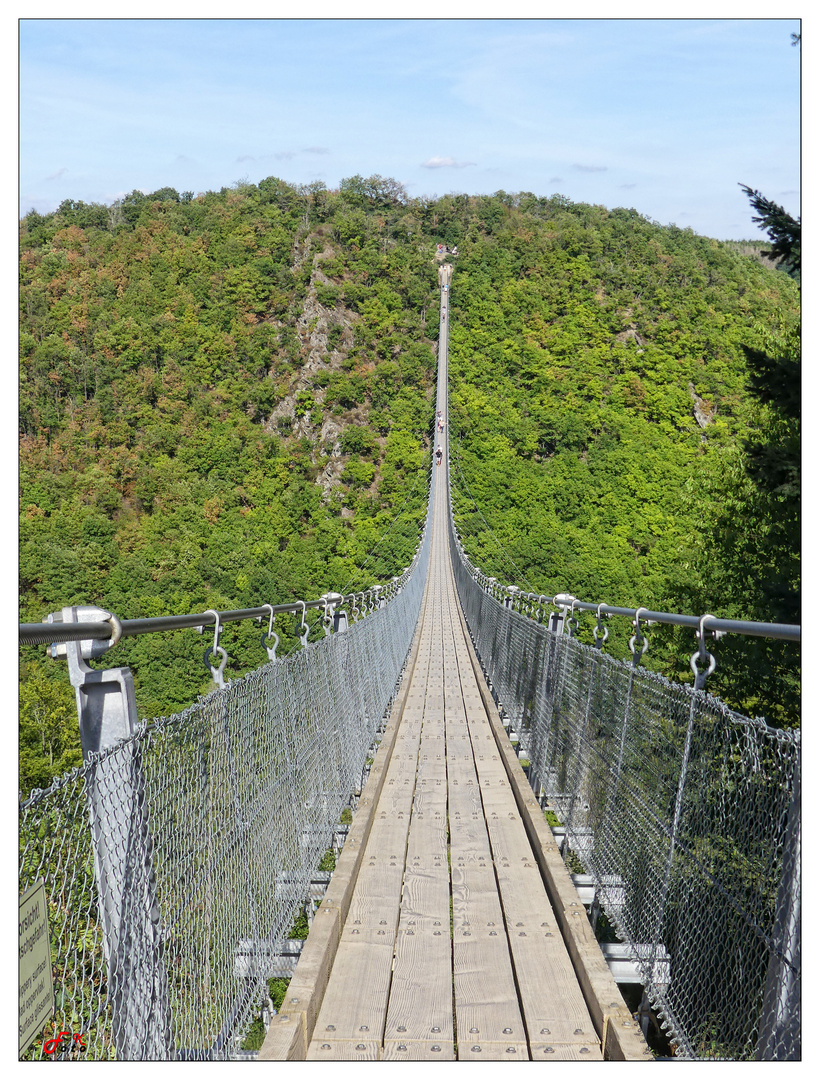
left=19, top=882, right=54, bottom=1057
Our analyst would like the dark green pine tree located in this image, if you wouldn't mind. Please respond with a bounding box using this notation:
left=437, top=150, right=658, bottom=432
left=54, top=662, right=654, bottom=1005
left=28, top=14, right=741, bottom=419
left=726, top=184, right=801, bottom=723
left=737, top=184, right=800, bottom=626
left=738, top=184, right=800, bottom=281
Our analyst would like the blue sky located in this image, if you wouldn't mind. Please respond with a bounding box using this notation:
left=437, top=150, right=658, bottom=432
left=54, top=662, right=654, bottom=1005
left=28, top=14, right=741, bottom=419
left=18, top=14, right=801, bottom=241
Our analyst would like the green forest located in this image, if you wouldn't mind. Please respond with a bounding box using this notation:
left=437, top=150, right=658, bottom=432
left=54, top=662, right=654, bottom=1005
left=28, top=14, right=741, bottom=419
left=19, top=176, right=799, bottom=795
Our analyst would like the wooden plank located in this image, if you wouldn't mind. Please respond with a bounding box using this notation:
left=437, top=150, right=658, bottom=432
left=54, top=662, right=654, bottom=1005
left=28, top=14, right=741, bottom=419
left=385, top=897, right=453, bottom=1044
left=457, top=1041, right=530, bottom=1061
left=425, top=548, right=530, bottom=1058
left=452, top=595, right=652, bottom=1062
left=530, top=1041, right=603, bottom=1060
left=382, top=1039, right=455, bottom=1060
left=384, top=725, right=452, bottom=1046
left=258, top=587, right=431, bottom=1061
left=304, top=623, right=430, bottom=1057
left=306, top=1039, right=381, bottom=1060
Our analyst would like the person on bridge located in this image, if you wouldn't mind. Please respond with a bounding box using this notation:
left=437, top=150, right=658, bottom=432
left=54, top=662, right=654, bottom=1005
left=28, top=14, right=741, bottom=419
left=435, top=445, right=443, bottom=467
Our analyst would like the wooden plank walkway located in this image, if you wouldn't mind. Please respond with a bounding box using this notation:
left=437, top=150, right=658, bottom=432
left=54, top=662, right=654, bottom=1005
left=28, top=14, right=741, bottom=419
left=259, top=449, right=650, bottom=1062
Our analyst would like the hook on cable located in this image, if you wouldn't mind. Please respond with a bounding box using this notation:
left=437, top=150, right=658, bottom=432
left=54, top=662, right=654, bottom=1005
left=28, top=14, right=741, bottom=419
left=629, top=607, right=651, bottom=667
left=199, top=609, right=228, bottom=688
left=593, top=603, right=609, bottom=649
left=567, top=599, right=581, bottom=638
left=690, top=613, right=717, bottom=690
left=321, top=595, right=335, bottom=637
left=260, top=603, right=279, bottom=662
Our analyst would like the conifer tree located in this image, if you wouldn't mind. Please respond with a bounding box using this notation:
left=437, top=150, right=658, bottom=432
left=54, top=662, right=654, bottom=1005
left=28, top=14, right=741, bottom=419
left=738, top=184, right=800, bottom=280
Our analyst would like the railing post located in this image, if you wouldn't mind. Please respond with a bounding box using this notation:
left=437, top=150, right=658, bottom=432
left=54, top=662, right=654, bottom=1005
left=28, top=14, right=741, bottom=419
left=756, top=760, right=801, bottom=1060
left=552, top=593, right=575, bottom=635
left=46, top=606, right=174, bottom=1060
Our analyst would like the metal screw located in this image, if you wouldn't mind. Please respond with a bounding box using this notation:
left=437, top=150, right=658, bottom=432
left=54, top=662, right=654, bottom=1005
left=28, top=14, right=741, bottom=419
left=360, top=1025, right=369, bottom=1032
left=469, top=1028, right=479, bottom=1034
left=431, top=1027, right=440, bottom=1033
left=431, top=1045, right=441, bottom=1052
left=326, top=1025, right=335, bottom=1031
left=503, top=1027, right=512, bottom=1034
left=471, top=1046, right=481, bottom=1053
left=506, top=1047, right=516, bottom=1053
left=544, top=1047, right=555, bottom=1054
left=290, top=998, right=299, bottom=1003
left=575, top=1028, right=583, bottom=1035
left=356, top=1044, right=365, bottom=1050
left=580, top=1047, right=590, bottom=1054
left=321, top=1044, right=331, bottom=1050
left=398, top=1045, right=407, bottom=1052
left=540, top=1028, right=550, bottom=1035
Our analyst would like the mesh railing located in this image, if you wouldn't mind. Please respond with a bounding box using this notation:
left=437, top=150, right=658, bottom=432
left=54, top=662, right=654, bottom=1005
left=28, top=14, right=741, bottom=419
left=450, top=530, right=800, bottom=1062
left=19, top=512, right=431, bottom=1061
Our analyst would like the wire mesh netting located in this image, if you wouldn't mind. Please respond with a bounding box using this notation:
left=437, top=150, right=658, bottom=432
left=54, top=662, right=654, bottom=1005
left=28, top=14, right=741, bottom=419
left=451, top=533, right=800, bottom=1062
left=19, top=518, right=430, bottom=1061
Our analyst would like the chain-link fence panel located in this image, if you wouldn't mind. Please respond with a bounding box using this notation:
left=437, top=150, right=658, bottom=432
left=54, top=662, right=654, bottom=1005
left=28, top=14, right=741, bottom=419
left=451, top=540, right=800, bottom=1062
left=19, top=518, right=430, bottom=1061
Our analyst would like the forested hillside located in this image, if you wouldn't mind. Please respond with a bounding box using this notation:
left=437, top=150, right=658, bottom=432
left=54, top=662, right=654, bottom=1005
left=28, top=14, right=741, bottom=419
left=442, top=193, right=799, bottom=725
left=19, top=176, right=439, bottom=792
left=19, top=179, right=799, bottom=793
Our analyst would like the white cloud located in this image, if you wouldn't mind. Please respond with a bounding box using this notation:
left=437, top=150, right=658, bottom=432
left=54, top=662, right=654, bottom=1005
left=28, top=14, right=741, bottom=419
left=302, top=146, right=330, bottom=155
left=421, top=156, right=476, bottom=169
left=573, top=163, right=607, bottom=172
left=45, top=167, right=68, bottom=181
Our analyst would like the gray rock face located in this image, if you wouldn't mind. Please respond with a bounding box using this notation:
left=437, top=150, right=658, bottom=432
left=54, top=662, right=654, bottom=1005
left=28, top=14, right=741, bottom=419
left=688, top=382, right=714, bottom=429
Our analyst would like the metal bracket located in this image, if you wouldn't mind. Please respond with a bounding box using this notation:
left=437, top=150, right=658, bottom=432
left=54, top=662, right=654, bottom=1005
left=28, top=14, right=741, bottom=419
left=44, top=606, right=173, bottom=1059
left=552, top=593, right=575, bottom=635
left=46, top=607, right=136, bottom=755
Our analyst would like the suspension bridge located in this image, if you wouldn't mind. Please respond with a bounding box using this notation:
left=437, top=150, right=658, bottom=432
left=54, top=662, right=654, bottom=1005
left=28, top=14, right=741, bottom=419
left=19, top=259, right=800, bottom=1062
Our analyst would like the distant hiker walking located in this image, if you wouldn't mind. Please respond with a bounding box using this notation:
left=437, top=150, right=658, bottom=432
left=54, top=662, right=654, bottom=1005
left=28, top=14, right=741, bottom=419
left=436, top=445, right=443, bottom=467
